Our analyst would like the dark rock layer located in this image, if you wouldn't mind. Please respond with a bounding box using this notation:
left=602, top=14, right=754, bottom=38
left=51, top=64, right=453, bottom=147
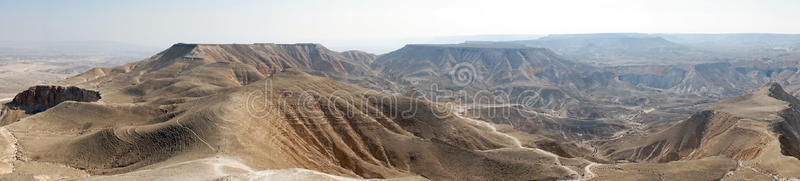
left=8, top=85, right=101, bottom=113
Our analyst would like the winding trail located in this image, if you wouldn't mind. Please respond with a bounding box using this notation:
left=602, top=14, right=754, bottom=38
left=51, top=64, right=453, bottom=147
left=735, top=160, right=799, bottom=181
left=583, top=162, right=597, bottom=180
left=175, top=118, right=217, bottom=152
left=0, top=127, right=18, bottom=174
left=0, top=126, right=91, bottom=179
left=453, top=106, right=597, bottom=180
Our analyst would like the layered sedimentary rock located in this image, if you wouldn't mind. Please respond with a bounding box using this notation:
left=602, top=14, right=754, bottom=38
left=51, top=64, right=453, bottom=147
left=0, top=85, right=100, bottom=125
left=11, top=85, right=101, bottom=108
left=370, top=44, right=630, bottom=112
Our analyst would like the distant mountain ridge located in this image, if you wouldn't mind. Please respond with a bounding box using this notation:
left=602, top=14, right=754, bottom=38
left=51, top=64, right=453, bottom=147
left=156, top=43, right=374, bottom=76
left=463, top=33, right=710, bottom=66
left=372, top=44, right=586, bottom=86
left=370, top=44, right=636, bottom=114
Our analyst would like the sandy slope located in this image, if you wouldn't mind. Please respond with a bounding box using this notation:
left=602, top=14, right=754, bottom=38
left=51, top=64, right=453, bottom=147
left=0, top=69, right=581, bottom=180
left=2, top=43, right=800, bottom=180
left=594, top=83, right=800, bottom=180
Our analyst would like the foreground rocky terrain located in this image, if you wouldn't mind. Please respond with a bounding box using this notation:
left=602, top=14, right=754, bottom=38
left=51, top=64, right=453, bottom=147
left=0, top=43, right=594, bottom=180
left=0, top=34, right=799, bottom=180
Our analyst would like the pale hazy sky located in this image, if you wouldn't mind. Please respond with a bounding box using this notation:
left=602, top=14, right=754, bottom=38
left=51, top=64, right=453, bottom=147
left=1, top=0, right=799, bottom=53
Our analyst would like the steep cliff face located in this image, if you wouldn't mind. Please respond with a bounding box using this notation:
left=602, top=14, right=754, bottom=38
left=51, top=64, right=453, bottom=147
left=11, top=86, right=101, bottom=108
left=0, top=85, right=100, bottom=126
left=8, top=85, right=100, bottom=113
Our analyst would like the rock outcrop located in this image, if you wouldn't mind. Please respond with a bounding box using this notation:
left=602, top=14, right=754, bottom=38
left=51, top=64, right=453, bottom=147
left=8, top=85, right=101, bottom=113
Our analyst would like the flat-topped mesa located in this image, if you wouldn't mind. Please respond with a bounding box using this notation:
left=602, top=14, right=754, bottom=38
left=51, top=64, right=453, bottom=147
left=9, top=85, right=101, bottom=113
left=150, top=43, right=374, bottom=76
left=378, top=44, right=566, bottom=66
left=371, top=43, right=588, bottom=87
left=398, top=43, right=551, bottom=52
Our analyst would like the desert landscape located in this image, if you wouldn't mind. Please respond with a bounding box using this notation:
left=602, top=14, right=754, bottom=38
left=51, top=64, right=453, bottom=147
left=0, top=37, right=799, bottom=180
left=2, top=0, right=800, bottom=180
left=0, top=41, right=154, bottom=99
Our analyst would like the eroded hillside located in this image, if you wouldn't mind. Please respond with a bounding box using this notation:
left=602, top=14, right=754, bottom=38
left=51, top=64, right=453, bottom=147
left=0, top=42, right=799, bottom=180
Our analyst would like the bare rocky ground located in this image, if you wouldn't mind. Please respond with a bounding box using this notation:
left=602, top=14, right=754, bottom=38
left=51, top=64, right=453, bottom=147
left=0, top=40, right=800, bottom=180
